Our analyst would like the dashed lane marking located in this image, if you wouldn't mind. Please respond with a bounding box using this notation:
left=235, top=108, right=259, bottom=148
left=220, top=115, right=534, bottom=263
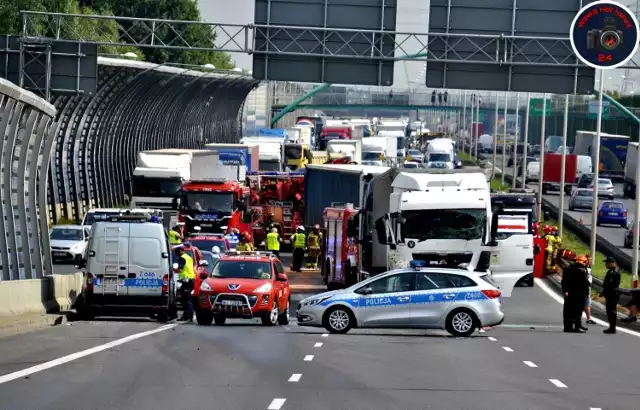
left=523, top=361, right=538, bottom=368
left=487, top=337, right=498, bottom=341
left=321, top=333, right=329, bottom=337
left=549, top=379, right=568, bottom=388
left=304, top=355, right=314, bottom=362
left=590, top=408, right=603, bottom=410
left=0, top=324, right=176, bottom=385
left=268, top=398, right=287, bottom=409
left=536, top=278, right=640, bottom=339
left=313, top=342, right=323, bottom=348
left=502, top=346, right=514, bottom=352
left=288, top=374, right=302, bottom=383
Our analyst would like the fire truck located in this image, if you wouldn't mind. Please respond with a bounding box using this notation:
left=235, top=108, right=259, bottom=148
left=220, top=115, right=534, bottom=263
left=247, top=172, right=305, bottom=248
left=321, top=203, right=362, bottom=290
left=175, top=178, right=253, bottom=237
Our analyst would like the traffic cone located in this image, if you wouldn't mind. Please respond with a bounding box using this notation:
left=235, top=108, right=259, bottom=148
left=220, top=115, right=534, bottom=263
left=579, top=216, right=584, bottom=225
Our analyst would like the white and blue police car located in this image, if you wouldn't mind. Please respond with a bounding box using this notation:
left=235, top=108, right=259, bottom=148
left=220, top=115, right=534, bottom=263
left=297, top=260, right=504, bottom=337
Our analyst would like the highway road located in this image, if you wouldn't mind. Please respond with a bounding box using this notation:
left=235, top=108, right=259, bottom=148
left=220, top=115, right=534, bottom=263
left=492, top=155, right=636, bottom=257
left=0, top=281, right=637, bottom=409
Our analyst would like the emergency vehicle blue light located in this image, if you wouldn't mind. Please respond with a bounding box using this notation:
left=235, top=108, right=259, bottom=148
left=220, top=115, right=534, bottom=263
left=410, top=260, right=426, bottom=268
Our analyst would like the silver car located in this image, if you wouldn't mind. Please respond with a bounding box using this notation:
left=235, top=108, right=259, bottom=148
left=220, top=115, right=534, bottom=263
left=624, top=219, right=635, bottom=248
left=297, top=265, right=504, bottom=337
left=588, top=178, right=615, bottom=200
left=568, top=188, right=594, bottom=211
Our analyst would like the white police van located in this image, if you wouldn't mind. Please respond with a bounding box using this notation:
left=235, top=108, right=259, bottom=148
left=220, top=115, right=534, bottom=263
left=75, top=214, right=176, bottom=321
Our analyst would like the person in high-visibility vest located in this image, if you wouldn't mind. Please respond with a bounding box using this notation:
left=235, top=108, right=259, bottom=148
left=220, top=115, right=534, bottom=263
left=173, top=246, right=195, bottom=322
left=291, top=226, right=306, bottom=272
left=236, top=232, right=254, bottom=251
left=306, top=225, right=322, bottom=269
left=266, top=227, right=281, bottom=258
left=168, top=225, right=183, bottom=245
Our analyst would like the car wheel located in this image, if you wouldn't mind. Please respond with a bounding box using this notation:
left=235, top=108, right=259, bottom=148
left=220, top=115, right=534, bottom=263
left=625, top=239, right=631, bottom=248
left=213, top=315, right=226, bottom=326
left=445, top=308, right=478, bottom=337
left=157, top=310, right=168, bottom=323
left=75, top=294, right=95, bottom=320
left=323, top=305, right=354, bottom=334
left=278, top=299, right=290, bottom=325
left=261, top=300, right=279, bottom=326
left=196, top=309, right=214, bottom=326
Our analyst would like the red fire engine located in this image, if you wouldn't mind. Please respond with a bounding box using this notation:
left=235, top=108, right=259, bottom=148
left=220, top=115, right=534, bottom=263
left=247, top=172, right=304, bottom=247
left=322, top=204, right=361, bottom=290
left=176, top=178, right=252, bottom=237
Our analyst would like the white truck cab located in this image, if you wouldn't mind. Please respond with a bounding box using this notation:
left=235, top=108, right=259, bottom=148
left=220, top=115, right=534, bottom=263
left=373, top=171, right=532, bottom=297
left=425, top=140, right=455, bottom=169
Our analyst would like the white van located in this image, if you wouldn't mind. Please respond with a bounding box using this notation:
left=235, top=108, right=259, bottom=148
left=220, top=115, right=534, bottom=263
left=76, top=215, right=176, bottom=321
left=576, top=155, right=593, bottom=181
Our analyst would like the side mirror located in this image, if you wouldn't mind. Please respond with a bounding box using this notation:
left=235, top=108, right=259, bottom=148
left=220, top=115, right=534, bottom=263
left=172, top=263, right=179, bottom=270
left=198, top=260, right=209, bottom=267
left=199, top=272, right=208, bottom=280
left=374, top=217, right=390, bottom=245
left=276, top=273, right=288, bottom=282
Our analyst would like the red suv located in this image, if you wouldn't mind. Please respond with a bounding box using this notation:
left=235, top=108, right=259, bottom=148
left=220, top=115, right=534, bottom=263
left=196, top=251, right=291, bottom=326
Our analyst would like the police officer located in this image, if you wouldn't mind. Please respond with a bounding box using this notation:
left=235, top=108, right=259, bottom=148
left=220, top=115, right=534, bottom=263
left=561, top=255, right=590, bottom=333
left=173, top=246, right=195, bottom=322
left=236, top=232, right=254, bottom=251
left=168, top=225, right=183, bottom=245
left=306, top=225, right=322, bottom=269
left=291, top=226, right=306, bottom=272
left=266, top=227, right=281, bottom=258
left=601, top=256, right=621, bottom=334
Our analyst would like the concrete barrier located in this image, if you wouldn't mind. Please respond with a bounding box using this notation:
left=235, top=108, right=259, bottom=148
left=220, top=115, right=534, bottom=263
left=0, top=273, right=83, bottom=317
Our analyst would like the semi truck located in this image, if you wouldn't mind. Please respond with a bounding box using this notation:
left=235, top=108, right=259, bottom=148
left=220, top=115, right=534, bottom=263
left=131, top=149, right=220, bottom=209
left=361, top=136, right=397, bottom=166
left=541, top=153, right=592, bottom=195
left=623, top=142, right=639, bottom=199
left=574, top=130, right=630, bottom=180
left=240, top=137, right=286, bottom=172
left=204, top=143, right=259, bottom=171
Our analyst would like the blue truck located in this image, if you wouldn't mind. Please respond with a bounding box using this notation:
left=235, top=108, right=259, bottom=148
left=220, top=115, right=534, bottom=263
left=574, top=130, right=630, bottom=180
left=204, top=144, right=260, bottom=172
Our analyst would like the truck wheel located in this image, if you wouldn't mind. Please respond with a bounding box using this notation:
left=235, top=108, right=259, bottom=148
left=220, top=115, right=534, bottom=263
left=213, top=315, right=226, bottom=326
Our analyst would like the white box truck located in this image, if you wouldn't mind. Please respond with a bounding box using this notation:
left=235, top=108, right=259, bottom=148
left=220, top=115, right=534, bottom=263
left=624, top=142, right=639, bottom=199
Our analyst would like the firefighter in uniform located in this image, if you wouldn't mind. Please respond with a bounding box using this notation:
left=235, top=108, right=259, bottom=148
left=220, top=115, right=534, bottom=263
left=168, top=225, right=183, bottom=245
left=236, top=232, right=254, bottom=251
left=291, top=226, right=306, bottom=272
left=306, top=225, right=322, bottom=269
left=173, top=246, right=195, bottom=322
left=562, top=255, right=590, bottom=333
left=544, top=227, right=557, bottom=274
left=266, top=227, right=281, bottom=258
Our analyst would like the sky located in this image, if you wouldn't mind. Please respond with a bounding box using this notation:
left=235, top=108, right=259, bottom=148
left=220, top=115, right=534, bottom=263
left=198, top=0, right=640, bottom=94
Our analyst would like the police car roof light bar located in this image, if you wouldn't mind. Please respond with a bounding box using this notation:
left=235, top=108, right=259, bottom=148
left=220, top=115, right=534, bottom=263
left=106, top=215, right=150, bottom=222
left=225, top=250, right=274, bottom=257
left=410, top=260, right=426, bottom=268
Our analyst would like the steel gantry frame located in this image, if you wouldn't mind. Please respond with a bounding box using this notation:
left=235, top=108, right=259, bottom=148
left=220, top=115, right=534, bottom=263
left=21, top=11, right=640, bottom=70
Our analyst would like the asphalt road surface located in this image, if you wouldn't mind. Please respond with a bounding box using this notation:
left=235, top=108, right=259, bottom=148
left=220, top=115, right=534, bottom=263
left=0, top=280, right=636, bottom=409
left=493, top=155, right=636, bottom=256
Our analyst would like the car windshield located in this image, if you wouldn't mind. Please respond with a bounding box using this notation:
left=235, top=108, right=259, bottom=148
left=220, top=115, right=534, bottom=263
left=598, top=179, right=612, bottom=186
left=182, top=192, right=233, bottom=213
left=50, top=228, right=83, bottom=241
left=362, top=152, right=382, bottom=161
left=259, top=160, right=281, bottom=171
left=188, top=238, right=227, bottom=252
left=407, top=149, right=421, bottom=156
left=400, top=209, right=486, bottom=241
left=577, top=190, right=592, bottom=197
left=429, top=153, right=451, bottom=162
left=132, top=176, right=182, bottom=197
left=211, top=261, right=272, bottom=279
left=602, top=202, right=623, bottom=209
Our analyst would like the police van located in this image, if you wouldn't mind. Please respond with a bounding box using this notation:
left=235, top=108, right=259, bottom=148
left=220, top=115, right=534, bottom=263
left=75, top=214, right=177, bottom=321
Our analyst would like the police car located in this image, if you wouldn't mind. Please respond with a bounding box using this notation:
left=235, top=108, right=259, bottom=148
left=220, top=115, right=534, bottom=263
left=297, top=260, right=504, bottom=337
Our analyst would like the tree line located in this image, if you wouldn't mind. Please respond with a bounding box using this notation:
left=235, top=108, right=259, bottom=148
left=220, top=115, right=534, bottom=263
left=0, top=0, right=233, bottom=68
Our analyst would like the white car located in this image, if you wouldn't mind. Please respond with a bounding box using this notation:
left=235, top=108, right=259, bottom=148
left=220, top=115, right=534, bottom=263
left=49, top=225, right=90, bottom=263
left=526, top=161, right=540, bottom=182
left=297, top=262, right=504, bottom=337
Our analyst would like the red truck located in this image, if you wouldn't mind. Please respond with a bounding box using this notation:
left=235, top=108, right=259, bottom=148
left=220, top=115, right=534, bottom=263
left=176, top=179, right=253, bottom=237
left=541, top=154, right=578, bottom=195
left=319, top=126, right=353, bottom=150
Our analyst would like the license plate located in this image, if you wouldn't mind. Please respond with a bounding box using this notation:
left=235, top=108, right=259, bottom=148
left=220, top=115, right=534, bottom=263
left=220, top=300, right=243, bottom=306
left=53, top=252, right=66, bottom=256
left=608, top=212, right=618, bottom=216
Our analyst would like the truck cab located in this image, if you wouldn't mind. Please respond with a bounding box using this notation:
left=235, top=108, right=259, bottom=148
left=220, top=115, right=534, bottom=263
left=425, top=140, right=455, bottom=169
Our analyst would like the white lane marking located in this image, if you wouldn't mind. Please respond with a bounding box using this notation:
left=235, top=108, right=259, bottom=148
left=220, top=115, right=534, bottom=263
left=536, top=278, right=640, bottom=338
left=304, top=355, right=314, bottom=362
left=313, top=342, right=323, bottom=348
left=502, top=346, right=514, bottom=352
left=523, top=361, right=538, bottom=368
left=268, top=398, right=287, bottom=409
left=487, top=337, right=498, bottom=341
left=288, top=373, right=302, bottom=382
left=590, top=408, right=603, bottom=410
left=0, top=324, right=176, bottom=385
left=321, top=333, right=329, bottom=337
left=549, top=379, right=568, bottom=388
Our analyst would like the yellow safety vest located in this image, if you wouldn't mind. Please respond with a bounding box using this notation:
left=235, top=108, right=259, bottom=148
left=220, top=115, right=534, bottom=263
left=179, top=253, right=195, bottom=280
left=293, top=233, right=306, bottom=249
left=237, top=242, right=254, bottom=251
left=307, top=233, right=320, bottom=249
left=168, top=230, right=182, bottom=245
left=266, top=232, right=280, bottom=251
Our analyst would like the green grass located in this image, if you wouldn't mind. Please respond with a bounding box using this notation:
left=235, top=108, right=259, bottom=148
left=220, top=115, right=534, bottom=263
left=544, top=217, right=633, bottom=288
